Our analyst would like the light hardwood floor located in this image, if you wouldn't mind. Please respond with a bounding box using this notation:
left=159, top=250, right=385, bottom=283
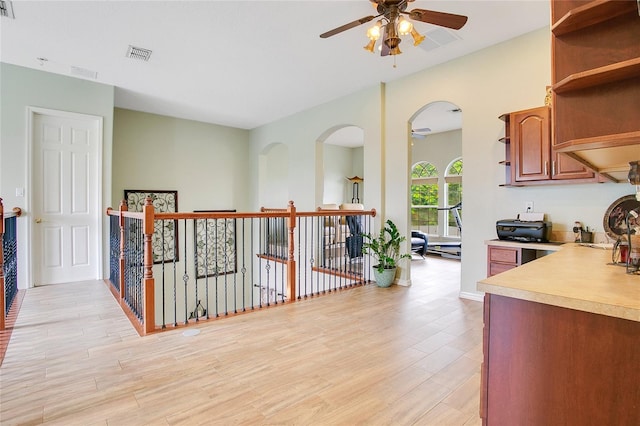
left=0, top=256, right=483, bottom=425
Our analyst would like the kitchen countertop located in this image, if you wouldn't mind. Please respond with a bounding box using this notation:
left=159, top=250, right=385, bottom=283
left=478, top=243, right=640, bottom=322
left=485, top=239, right=564, bottom=251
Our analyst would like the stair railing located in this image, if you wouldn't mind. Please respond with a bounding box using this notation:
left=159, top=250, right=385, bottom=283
left=106, top=200, right=376, bottom=335
left=1, top=198, right=22, bottom=331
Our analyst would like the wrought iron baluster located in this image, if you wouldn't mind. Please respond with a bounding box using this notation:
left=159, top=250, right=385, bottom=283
left=183, top=219, right=189, bottom=325
left=161, top=219, right=166, bottom=328
left=204, top=218, right=210, bottom=319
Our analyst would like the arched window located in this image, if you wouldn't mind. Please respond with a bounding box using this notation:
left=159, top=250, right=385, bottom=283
left=411, top=162, right=438, bottom=234
left=445, top=158, right=463, bottom=237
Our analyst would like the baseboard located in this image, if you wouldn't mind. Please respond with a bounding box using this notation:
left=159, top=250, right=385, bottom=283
left=395, top=278, right=411, bottom=287
left=459, top=291, right=484, bottom=302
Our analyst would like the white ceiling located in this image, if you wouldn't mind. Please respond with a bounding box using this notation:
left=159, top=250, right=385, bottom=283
left=0, top=1, right=550, bottom=131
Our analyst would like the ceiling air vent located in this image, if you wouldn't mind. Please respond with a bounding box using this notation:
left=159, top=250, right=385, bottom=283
left=0, top=0, right=16, bottom=19
left=126, top=45, right=152, bottom=62
left=419, top=27, right=462, bottom=53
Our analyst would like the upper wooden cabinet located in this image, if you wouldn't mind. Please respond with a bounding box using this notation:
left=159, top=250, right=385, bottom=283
left=551, top=0, right=640, bottom=182
left=501, top=106, right=595, bottom=185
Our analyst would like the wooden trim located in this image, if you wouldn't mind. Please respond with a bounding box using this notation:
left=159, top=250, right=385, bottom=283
left=311, top=265, right=366, bottom=282
left=551, top=0, right=637, bottom=35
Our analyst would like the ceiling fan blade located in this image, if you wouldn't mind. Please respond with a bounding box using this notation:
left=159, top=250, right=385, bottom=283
left=412, top=127, right=431, bottom=133
left=408, top=9, right=468, bottom=30
left=412, top=133, right=428, bottom=139
left=320, top=15, right=376, bottom=38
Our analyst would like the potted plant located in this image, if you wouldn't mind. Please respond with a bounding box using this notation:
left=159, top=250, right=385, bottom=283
left=362, top=219, right=411, bottom=287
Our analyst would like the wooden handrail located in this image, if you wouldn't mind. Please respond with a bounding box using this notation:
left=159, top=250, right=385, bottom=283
left=297, top=208, right=377, bottom=218
left=0, top=199, right=21, bottom=331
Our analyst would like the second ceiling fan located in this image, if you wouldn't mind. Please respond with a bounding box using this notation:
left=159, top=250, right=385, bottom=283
left=320, top=0, right=468, bottom=56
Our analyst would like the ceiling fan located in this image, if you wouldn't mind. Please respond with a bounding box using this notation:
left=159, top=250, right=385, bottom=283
left=411, top=127, right=431, bottom=139
left=320, top=0, right=468, bottom=56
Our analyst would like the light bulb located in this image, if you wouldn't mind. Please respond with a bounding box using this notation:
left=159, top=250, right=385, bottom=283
left=397, top=17, right=413, bottom=35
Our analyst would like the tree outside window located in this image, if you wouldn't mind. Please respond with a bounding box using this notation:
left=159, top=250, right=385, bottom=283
left=411, top=162, right=438, bottom=234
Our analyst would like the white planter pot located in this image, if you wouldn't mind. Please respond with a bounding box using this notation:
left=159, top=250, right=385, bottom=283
left=373, top=267, right=396, bottom=288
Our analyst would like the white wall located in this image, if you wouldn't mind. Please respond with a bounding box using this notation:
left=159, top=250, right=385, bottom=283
left=0, top=63, right=114, bottom=288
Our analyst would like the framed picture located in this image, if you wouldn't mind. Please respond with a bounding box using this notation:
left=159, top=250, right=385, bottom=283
left=194, top=210, right=237, bottom=278
left=124, top=190, right=178, bottom=263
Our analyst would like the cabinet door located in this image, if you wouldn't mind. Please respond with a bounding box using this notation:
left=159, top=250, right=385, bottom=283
left=551, top=150, right=595, bottom=180
left=512, top=107, right=551, bottom=182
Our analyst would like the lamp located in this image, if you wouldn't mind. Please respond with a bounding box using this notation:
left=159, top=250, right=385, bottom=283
left=347, top=176, right=364, bottom=203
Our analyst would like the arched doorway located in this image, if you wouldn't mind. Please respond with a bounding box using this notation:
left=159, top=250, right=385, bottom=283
left=409, top=101, right=463, bottom=265
left=318, top=125, right=364, bottom=207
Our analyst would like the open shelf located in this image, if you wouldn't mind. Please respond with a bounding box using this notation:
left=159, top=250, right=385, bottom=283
left=552, top=0, right=637, bottom=36
left=554, top=58, right=640, bottom=93
left=554, top=131, right=640, bottom=152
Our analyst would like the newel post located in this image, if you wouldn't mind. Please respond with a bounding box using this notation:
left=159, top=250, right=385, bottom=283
left=0, top=198, right=5, bottom=330
left=142, top=198, right=155, bottom=334
left=286, top=200, right=296, bottom=301
left=118, top=200, right=127, bottom=297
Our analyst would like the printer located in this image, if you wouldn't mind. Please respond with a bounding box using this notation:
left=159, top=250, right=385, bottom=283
left=496, top=218, right=552, bottom=243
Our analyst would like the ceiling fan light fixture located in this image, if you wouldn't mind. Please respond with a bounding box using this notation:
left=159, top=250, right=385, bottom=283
left=410, top=27, right=426, bottom=46
left=397, top=16, right=413, bottom=35
left=363, top=38, right=377, bottom=53
left=366, top=20, right=382, bottom=40
left=383, top=21, right=401, bottom=50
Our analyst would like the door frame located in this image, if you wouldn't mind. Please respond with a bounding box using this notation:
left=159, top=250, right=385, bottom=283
left=26, top=106, right=104, bottom=288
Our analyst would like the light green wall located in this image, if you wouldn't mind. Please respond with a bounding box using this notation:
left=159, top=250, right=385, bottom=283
left=249, top=85, right=383, bottom=215
left=323, top=144, right=363, bottom=205
left=259, top=142, right=289, bottom=208
left=113, top=108, right=250, bottom=212
left=0, top=62, right=114, bottom=288
left=412, top=129, right=462, bottom=174
left=250, top=28, right=632, bottom=297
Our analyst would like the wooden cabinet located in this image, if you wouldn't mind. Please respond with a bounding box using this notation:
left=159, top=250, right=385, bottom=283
left=486, top=245, right=536, bottom=277
left=480, top=294, right=640, bottom=425
left=499, top=106, right=595, bottom=185
left=551, top=0, right=640, bottom=182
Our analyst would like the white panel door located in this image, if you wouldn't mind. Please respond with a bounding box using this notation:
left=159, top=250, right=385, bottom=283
left=32, top=112, right=101, bottom=285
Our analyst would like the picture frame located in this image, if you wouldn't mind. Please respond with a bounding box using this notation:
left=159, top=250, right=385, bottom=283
left=124, top=190, right=178, bottom=264
left=194, top=210, right=237, bottom=278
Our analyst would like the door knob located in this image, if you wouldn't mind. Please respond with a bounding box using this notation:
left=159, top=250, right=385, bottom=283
left=35, top=218, right=42, bottom=223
